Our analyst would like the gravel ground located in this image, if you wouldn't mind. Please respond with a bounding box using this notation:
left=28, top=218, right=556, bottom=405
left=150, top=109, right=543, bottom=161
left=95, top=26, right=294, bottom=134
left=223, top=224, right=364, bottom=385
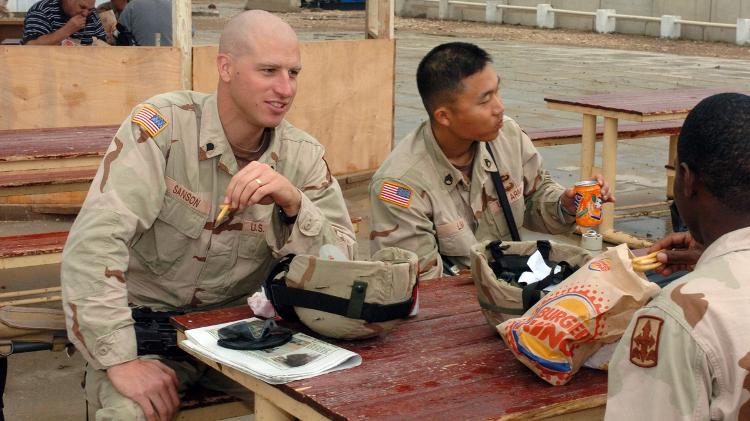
left=193, top=1, right=750, bottom=59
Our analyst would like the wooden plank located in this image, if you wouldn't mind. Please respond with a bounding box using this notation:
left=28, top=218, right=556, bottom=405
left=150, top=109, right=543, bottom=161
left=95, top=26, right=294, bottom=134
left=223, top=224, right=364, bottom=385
left=191, top=39, right=395, bottom=176
left=0, top=46, right=182, bottom=130
left=174, top=275, right=607, bottom=421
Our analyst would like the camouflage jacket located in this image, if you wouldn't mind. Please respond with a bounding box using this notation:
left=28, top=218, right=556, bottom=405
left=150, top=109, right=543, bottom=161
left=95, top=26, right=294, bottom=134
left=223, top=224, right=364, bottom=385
left=606, top=226, right=750, bottom=420
left=61, top=91, right=356, bottom=369
left=369, top=117, right=574, bottom=280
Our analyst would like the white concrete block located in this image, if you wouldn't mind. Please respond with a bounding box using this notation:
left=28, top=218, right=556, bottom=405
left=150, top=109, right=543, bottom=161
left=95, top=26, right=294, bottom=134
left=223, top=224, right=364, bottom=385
left=595, top=9, right=616, bottom=33
left=737, top=18, right=750, bottom=45
left=536, top=3, right=555, bottom=29
left=439, top=0, right=449, bottom=19
left=486, top=0, right=503, bottom=23
left=660, top=14, right=681, bottom=39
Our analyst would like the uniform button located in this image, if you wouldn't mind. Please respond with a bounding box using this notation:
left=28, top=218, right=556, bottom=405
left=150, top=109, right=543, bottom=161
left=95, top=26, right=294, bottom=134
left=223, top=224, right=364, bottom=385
left=206, top=143, right=215, bottom=151
left=484, top=159, right=491, bottom=168
left=444, top=174, right=453, bottom=185
left=304, top=221, right=312, bottom=231
left=98, top=346, right=109, bottom=356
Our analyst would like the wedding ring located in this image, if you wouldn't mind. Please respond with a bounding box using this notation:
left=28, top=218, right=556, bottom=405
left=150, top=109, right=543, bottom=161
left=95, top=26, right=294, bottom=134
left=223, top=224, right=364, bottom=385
left=255, top=178, right=263, bottom=185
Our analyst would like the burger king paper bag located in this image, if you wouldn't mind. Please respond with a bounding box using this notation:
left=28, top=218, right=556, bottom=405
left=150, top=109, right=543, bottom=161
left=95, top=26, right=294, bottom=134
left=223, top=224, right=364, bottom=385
left=497, top=244, right=659, bottom=385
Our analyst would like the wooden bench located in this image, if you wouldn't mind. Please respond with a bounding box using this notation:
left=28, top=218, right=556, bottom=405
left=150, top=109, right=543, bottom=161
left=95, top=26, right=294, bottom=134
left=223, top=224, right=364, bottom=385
left=526, top=119, right=682, bottom=146
left=527, top=120, right=683, bottom=198
left=0, top=231, right=67, bottom=271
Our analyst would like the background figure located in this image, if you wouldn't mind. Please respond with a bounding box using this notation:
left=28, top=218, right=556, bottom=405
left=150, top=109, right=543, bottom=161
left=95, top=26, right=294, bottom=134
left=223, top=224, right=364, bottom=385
left=21, top=0, right=107, bottom=45
left=118, top=0, right=171, bottom=46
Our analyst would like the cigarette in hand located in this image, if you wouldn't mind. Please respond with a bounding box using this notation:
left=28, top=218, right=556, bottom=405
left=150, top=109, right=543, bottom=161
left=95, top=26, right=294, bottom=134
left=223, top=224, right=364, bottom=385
left=631, top=250, right=663, bottom=272
left=216, top=204, right=231, bottom=224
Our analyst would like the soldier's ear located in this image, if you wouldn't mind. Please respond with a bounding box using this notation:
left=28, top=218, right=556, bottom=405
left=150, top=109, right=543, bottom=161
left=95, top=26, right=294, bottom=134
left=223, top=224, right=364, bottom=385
left=677, top=162, right=698, bottom=199
left=433, top=105, right=451, bottom=128
left=216, top=53, right=233, bottom=83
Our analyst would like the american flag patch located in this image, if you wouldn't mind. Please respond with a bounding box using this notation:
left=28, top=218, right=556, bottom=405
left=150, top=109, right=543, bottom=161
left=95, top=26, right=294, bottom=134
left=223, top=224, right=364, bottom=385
left=132, top=105, right=168, bottom=138
left=379, top=181, right=413, bottom=208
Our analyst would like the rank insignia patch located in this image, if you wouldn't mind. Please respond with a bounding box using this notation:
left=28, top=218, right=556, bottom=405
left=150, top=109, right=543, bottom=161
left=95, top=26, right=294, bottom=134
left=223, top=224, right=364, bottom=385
left=132, top=105, right=168, bottom=138
left=379, top=181, right=413, bottom=208
left=629, top=315, right=664, bottom=368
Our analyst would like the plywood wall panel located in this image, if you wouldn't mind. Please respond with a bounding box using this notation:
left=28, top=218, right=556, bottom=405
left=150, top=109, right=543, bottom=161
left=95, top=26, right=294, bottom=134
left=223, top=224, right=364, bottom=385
left=191, top=39, right=395, bottom=175
left=0, top=46, right=182, bottom=130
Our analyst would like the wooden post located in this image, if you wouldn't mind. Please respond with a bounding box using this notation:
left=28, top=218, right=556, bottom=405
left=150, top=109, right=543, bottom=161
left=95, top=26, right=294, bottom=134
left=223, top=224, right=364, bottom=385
left=366, top=0, right=394, bottom=39
left=173, top=0, right=192, bottom=90
left=600, top=117, right=618, bottom=234
left=579, top=114, right=596, bottom=179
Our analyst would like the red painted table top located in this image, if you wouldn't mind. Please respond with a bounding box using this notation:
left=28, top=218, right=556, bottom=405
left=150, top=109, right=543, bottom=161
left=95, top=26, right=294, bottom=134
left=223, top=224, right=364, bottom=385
left=0, top=125, right=117, bottom=162
left=544, top=87, right=749, bottom=118
left=173, top=275, right=608, bottom=421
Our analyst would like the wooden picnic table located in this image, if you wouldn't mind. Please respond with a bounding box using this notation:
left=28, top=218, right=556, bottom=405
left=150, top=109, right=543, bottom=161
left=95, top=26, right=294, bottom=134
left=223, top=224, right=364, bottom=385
left=544, top=87, right=749, bottom=248
left=173, top=275, right=608, bottom=421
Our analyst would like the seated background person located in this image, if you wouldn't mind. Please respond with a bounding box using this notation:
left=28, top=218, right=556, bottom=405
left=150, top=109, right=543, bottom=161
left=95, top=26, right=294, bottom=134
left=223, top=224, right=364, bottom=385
left=606, top=93, right=750, bottom=420
left=22, top=0, right=107, bottom=45
left=369, top=42, right=611, bottom=279
left=118, top=0, right=172, bottom=46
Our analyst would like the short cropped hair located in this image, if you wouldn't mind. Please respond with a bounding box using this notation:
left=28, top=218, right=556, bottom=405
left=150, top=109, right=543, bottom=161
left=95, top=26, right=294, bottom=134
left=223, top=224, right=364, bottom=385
left=678, top=92, right=750, bottom=211
left=416, top=42, right=493, bottom=116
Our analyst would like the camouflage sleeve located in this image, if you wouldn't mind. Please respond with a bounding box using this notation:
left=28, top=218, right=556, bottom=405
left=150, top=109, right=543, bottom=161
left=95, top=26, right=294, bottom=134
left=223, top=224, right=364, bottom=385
left=369, top=178, right=442, bottom=280
left=266, top=149, right=356, bottom=260
left=605, top=306, right=712, bottom=420
left=61, top=104, right=170, bottom=370
left=517, top=127, right=575, bottom=234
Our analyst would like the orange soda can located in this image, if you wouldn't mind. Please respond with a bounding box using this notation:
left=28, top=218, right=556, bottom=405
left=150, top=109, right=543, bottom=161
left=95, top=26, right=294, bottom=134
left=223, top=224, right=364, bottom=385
left=573, top=180, right=603, bottom=227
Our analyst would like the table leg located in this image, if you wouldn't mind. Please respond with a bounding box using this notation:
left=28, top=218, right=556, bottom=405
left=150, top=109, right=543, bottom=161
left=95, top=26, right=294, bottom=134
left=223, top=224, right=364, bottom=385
left=255, top=394, right=294, bottom=421
left=666, top=134, right=678, bottom=199
left=600, top=117, right=617, bottom=234
left=580, top=114, right=597, bottom=179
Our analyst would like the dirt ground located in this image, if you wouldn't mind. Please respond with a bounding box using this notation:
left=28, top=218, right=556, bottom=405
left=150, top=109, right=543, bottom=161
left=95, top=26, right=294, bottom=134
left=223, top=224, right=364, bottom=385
left=193, top=1, right=750, bottom=60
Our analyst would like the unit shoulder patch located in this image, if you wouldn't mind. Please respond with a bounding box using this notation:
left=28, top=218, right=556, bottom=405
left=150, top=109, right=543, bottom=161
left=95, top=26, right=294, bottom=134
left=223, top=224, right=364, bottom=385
left=629, top=315, right=664, bottom=368
left=132, top=104, right=169, bottom=138
left=378, top=181, right=413, bottom=208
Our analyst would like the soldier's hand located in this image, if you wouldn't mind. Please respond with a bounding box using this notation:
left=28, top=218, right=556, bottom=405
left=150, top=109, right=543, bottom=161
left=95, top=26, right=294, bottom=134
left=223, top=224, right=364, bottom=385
left=107, top=359, right=180, bottom=421
left=224, top=161, right=302, bottom=217
left=560, top=174, right=615, bottom=215
left=648, top=232, right=704, bottom=276
left=64, top=14, right=87, bottom=33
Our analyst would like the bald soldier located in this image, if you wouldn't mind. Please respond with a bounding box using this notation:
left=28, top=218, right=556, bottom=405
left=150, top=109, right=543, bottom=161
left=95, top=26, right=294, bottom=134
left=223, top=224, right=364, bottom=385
left=369, top=42, right=611, bottom=279
left=61, top=11, right=355, bottom=421
left=605, top=93, right=750, bottom=420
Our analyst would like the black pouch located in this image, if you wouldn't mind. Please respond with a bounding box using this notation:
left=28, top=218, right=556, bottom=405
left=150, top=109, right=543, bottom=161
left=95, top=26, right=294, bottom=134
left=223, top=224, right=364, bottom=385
left=132, top=307, right=185, bottom=357
left=487, top=240, right=579, bottom=310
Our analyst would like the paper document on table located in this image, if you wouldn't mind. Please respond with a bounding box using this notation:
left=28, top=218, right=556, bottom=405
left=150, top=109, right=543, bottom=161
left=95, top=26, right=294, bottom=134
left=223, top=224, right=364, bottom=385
left=182, top=318, right=361, bottom=384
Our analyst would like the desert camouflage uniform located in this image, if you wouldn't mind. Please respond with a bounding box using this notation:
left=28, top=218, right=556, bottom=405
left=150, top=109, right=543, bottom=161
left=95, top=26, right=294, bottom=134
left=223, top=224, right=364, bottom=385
left=369, top=117, right=575, bottom=280
left=606, top=226, right=750, bottom=420
left=0, top=1, right=8, bottom=18
left=61, top=91, right=355, bottom=418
